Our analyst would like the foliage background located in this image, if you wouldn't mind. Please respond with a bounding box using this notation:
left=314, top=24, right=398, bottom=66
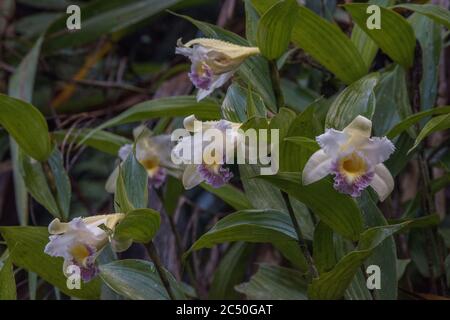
left=0, top=0, right=449, bottom=300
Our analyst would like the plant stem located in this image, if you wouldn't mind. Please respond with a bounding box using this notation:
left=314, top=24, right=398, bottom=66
left=269, top=60, right=284, bottom=112
left=146, top=241, right=176, bottom=300
left=155, top=188, right=201, bottom=298
left=281, top=191, right=318, bottom=278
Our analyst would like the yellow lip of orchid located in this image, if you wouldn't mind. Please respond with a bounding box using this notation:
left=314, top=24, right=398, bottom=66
left=302, top=115, right=395, bottom=201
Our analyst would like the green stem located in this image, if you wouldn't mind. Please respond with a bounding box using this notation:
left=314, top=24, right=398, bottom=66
left=282, top=191, right=318, bottom=278
left=269, top=60, right=284, bottom=112
left=146, top=241, right=176, bottom=300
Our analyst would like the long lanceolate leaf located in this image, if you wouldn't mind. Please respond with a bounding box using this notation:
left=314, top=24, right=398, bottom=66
left=394, top=3, right=450, bottom=29
left=260, top=172, right=364, bottom=241
left=292, top=6, right=368, bottom=84
left=344, top=4, right=416, bottom=69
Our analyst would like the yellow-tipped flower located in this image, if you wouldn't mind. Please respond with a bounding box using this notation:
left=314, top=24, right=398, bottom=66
left=176, top=38, right=260, bottom=101
left=302, top=115, right=395, bottom=201
left=44, top=213, right=128, bottom=282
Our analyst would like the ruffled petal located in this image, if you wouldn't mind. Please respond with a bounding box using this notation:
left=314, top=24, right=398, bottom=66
left=182, top=164, right=204, bottom=189
left=359, top=136, right=395, bottom=165
left=316, top=128, right=349, bottom=156
left=370, top=164, right=394, bottom=201
left=302, top=150, right=333, bottom=185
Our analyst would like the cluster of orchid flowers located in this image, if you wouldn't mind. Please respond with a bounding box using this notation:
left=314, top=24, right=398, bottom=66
left=44, top=38, right=396, bottom=282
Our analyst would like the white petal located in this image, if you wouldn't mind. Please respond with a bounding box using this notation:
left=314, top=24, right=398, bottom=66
left=197, top=88, right=214, bottom=101
left=211, top=71, right=233, bottom=88
left=175, top=46, right=193, bottom=58
left=302, top=150, right=333, bottom=185
left=48, top=218, right=69, bottom=234
left=118, top=144, right=132, bottom=161
left=316, top=129, right=349, bottom=155
left=360, top=136, right=395, bottom=165
left=105, top=166, right=119, bottom=193
left=370, top=164, right=394, bottom=202
left=183, top=115, right=198, bottom=131
left=182, top=164, right=204, bottom=189
left=343, top=115, right=372, bottom=138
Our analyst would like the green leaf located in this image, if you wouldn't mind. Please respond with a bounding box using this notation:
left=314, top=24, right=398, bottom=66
left=53, top=129, right=131, bottom=155
left=236, top=264, right=308, bottom=300
left=395, top=4, right=450, bottom=29
left=99, top=259, right=185, bottom=300
left=308, top=222, right=410, bottom=299
left=19, top=151, right=62, bottom=219
left=343, top=4, right=416, bottom=68
left=291, top=6, right=367, bottom=84
left=388, top=214, right=440, bottom=230
left=44, top=0, right=182, bottom=52
left=0, top=256, right=16, bottom=300
left=386, top=106, right=450, bottom=139
left=200, top=183, right=252, bottom=211
left=0, top=227, right=101, bottom=299
left=209, top=242, right=253, bottom=299
left=372, top=65, right=411, bottom=137
left=244, top=0, right=259, bottom=45
left=221, top=84, right=265, bottom=123
left=83, top=97, right=220, bottom=145
left=114, top=209, right=160, bottom=243
left=121, top=152, right=148, bottom=209
left=0, top=94, right=51, bottom=161
left=47, top=148, right=71, bottom=220
left=163, top=176, right=184, bottom=216
left=350, top=0, right=394, bottom=68
left=114, top=167, right=135, bottom=214
left=313, top=222, right=336, bottom=274
left=325, top=73, right=380, bottom=130
left=185, top=209, right=308, bottom=272
left=358, top=192, right=397, bottom=300
left=284, top=136, right=320, bottom=152
left=8, top=36, right=44, bottom=226
left=410, top=113, right=450, bottom=152
left=174, top=13, right=277, bottom=110
left=409, top=13, right=442, bottom=111
left=259, top=172, right=363, bottom=241
left=256, top=0, right=297, bottom=59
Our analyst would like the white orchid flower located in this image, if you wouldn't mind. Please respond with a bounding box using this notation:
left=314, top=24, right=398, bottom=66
left=44, top=213, right=127, bottom=282
left=302, top=115, right=395, bottom=201
left=176, top=38, right=260, bottom=101
left=106, top=126, right=180, bottom=193
left=172, top=115, right=242, bottom=190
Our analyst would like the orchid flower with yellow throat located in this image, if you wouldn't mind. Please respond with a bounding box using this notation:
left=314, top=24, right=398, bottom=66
left=176, top=38, right=260, bottom=101
left=106, top=126, right=180, bottom=193
left=302, top=115, right=395, bottom=201
left=44, top=213, right=128, bottom=282
left=172, top=115, right=243, bottom=190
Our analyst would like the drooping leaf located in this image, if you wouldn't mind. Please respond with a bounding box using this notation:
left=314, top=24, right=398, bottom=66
left=313, top=222, right=336, bottom=274
left=121, top=152, right=148, bottom=209
left=308, top=222, right=410, bottom=299
left=410, top=113, right=450, bottom=152
left=185, top=209, right=308, bottom=272
left=44, top=0, right=183, bottom=52
left=53, top=129, right=131, bottom=156
left=256, top=0, right=297, bottom=59
left=394, top=3, right=450, bottom=29
left=350, top=0, right=394, bottom=68
left=236, top=264, right=308, bottom=300
left=0, top=227, right=101, bottom=299
left=290, top=6, right=368, bottom=84
left=47, top=148, right=71, bottom=220
left=114, top=209, right=160, bottom=243
left=325, top=73, right=380, bottom=130
left=0, top=94, right=52, bottom=162
left=386, top=106, right=450, bottom=139
left=0, top=256, right=16, bottom=300
left=344, top=4, right=416, bottom=68
left=99, top=259, right=185, bottom=300
left=259, top=172, right=364, bottom=241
